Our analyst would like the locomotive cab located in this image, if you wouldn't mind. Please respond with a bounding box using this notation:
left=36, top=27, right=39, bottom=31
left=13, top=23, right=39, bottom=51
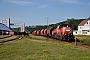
left=52, top=24, right=74, bottom=41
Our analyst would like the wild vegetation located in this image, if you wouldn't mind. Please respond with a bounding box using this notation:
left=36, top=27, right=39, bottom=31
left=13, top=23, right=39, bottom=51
left=75, top=35, right=90, bottom=45
left=0, top=36, right=90, bottom=60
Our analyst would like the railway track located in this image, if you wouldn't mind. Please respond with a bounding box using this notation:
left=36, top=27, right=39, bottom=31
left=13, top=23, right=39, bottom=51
left=0, top=35, right=21, bottom=43
left=27, top=35, right=90, bottom=48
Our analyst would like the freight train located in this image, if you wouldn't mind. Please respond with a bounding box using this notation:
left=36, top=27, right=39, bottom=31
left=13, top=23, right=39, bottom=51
left=32, top=24, right=74, bottom=41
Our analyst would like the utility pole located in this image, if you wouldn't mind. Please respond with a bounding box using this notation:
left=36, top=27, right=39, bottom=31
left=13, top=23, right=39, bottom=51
left=46, top=16, right=49, bottom=40
left=47, top=16, right=49, bottom=29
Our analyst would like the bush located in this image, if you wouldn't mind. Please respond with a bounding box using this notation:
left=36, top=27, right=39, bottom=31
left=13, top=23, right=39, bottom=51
left=75, top=35, right=90, bottom=45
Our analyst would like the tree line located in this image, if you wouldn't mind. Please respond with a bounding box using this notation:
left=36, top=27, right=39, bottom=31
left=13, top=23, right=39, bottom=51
left=13, top=18, right=85, bottom=33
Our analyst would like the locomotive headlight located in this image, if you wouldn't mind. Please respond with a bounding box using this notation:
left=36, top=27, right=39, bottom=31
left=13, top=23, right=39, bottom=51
left=65, top=34, right=66, bottom=35
left=66, top=30, right=70, bottom=31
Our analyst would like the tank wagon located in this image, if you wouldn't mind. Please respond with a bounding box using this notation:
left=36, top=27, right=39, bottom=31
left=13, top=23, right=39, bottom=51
left=47, top=27, right=56, bottom=37
left=37, top=30, right=41, bottom=36
left=32, top=30, right=37, bottom=35
left=43, top=28, right=48, bottom=36
left=40, top=29, right=44, bottom=36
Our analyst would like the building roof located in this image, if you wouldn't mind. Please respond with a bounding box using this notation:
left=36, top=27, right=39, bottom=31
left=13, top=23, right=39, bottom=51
left=0, top=23, right=11, bottom=31
left=78, top=20, right=88, bottom=26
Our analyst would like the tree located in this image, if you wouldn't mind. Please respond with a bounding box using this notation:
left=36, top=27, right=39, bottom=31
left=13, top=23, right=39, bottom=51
left=14, top=18, right=85, bottom=33
left=88, top=17, right=90, bottom=20
left=66, top=18, right=75, bottom=29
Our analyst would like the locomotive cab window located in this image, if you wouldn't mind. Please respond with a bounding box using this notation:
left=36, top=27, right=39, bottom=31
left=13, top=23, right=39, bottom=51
left=62, top=24, right=70, bottom=27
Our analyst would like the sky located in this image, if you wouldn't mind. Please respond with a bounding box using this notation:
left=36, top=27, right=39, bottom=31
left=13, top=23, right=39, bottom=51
left=0, top=0, right=90, bottom=26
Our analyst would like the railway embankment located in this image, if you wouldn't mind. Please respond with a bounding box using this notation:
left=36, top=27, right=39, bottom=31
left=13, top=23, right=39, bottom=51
left=0, top=35, right=21, bottom=43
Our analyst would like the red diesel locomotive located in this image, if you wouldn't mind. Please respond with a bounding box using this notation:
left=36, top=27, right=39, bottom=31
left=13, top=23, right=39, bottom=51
left=51, top=24, right=74, bottom=41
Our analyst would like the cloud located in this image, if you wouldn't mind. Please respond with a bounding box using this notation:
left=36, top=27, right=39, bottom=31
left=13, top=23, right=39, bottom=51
left=54, top=0, right=77, bottom=3
left=54, top=0, right=87, bottom=5
left=64, top=17, right=87, bottom=19
left=4, top=0, right=35, bottom=5
left=39, top=5, right=48, bottom=8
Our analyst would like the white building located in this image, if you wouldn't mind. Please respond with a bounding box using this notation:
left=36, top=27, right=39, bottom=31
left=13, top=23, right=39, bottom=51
left=78, top=19, right=90, bottom=35
left=73, top=30, right=78, bottom=35
left=0, top=18, right=10, bottom=28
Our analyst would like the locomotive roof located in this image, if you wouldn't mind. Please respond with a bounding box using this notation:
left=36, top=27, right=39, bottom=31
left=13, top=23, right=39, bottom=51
left=60, top=24, right=70, bottom=25
left=59, top=24, right=70, bottom=27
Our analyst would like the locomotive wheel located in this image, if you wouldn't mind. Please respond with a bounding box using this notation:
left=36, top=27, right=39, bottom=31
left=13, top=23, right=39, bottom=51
left=51, top=35, right=54, bottom=39
left=70, top=35, right=75, bottom=42
left=67, top=37, right=70, bottom=42
left=59, top=33, right=63, bottom=41
left=60, top=35, right=63, bottom=41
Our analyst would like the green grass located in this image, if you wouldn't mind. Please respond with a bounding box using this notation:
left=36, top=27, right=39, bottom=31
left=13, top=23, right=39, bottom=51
left=75, top=35, right=90, bottom=45
left=0, top=37, right=90, bottom=60
left=29, top=34, right=46, bottom=39
left=0, top=35, right=11, bottom=39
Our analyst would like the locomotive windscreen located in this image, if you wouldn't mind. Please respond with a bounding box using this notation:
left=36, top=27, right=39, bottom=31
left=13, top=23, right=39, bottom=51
left=60, top=24, right=70, bottom=27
